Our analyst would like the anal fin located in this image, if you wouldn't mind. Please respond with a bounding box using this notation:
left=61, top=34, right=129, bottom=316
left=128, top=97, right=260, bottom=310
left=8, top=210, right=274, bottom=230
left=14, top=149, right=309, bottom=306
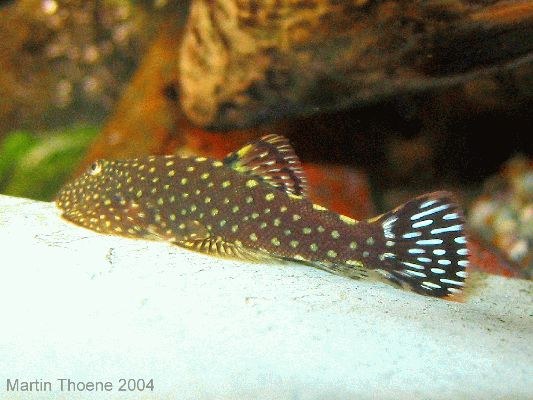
left=144, top=219, right=210, bottom=243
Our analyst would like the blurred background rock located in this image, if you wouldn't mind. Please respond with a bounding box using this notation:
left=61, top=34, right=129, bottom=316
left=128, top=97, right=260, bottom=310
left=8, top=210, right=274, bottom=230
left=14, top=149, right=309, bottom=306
left=0, top=0, right=530, bottom=276
left=0, top=0, right=188, bottom=134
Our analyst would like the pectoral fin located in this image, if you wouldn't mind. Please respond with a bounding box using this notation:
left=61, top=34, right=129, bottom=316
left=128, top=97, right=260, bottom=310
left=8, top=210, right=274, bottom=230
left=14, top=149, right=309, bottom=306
left=142, top=219, right=210, bottom=243
left=179, top=235, right=275, bottom=262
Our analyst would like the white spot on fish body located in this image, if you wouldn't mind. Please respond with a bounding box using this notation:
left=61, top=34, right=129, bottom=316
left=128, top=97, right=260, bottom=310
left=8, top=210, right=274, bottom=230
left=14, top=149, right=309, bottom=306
left=411, top=204, right=450, bottom=220
left=431, top=225, right=462, bottom=234
left=408, top=248, right=425, bottom=254
left=420, top=199, right=438, bottom=208
left=443, top=213, right=459, bottom=220
left=422, top=281, right=441, bottom=289
left=405, top=270, right=426, bottom=278
left=440, top=278, right=464, bottom=286
left=456, top=271, right=468, bottom=278
left=455, top=236, right=467, bottom=244
left=430, top=268, right=445, bottom=274
left=382, top=216, right=397, bottom=239
left=379, top=253, right=391, bottom=261
left=402, top=262, right=424, bottom=270
left=327, top=250, right=337, bottom=258
left=412, top=219, right=433, bottom=228
left=416, top=239, right=443, bottom=245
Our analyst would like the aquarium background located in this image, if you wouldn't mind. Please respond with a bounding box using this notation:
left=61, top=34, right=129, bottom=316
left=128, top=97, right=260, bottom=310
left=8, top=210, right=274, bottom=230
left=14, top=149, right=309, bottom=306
left=0, top=0, right=531, bottom=275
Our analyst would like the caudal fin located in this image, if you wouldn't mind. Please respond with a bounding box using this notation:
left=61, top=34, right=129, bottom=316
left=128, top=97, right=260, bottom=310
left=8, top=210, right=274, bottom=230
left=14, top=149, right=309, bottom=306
left=369, top=192, right=469, bottom=299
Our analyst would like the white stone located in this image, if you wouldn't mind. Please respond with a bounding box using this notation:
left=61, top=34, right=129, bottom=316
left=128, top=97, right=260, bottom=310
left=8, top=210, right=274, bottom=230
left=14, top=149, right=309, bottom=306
left=0, top=194, right=531, bottom=399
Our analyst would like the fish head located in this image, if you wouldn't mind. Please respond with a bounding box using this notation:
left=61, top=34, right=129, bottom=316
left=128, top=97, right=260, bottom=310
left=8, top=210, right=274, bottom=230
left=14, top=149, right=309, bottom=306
left=55, top=159, right=127, bottom=229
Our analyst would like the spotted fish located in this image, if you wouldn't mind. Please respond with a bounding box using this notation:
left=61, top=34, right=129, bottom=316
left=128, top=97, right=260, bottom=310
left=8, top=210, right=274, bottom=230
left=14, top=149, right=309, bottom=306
left=56, top=134, right=469, bottom=298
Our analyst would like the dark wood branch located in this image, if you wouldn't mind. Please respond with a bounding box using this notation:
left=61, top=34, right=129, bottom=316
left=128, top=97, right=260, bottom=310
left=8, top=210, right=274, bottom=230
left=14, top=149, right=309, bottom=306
left=179, top=0, right=533, bottom=129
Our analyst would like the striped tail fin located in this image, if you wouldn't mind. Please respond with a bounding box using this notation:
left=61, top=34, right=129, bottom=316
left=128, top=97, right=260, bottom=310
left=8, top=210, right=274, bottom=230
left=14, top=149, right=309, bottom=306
left=369, top=192, right=469, bottom=299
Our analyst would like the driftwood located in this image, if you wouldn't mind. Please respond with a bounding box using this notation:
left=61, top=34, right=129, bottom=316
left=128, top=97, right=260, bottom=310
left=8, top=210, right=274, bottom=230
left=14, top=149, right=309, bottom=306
left=179, top=0, right=533, bottom=129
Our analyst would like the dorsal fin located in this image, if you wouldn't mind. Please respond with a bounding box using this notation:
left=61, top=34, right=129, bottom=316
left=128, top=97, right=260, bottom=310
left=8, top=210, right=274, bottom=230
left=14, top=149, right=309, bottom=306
left=223, top=134, right=308, bottom=197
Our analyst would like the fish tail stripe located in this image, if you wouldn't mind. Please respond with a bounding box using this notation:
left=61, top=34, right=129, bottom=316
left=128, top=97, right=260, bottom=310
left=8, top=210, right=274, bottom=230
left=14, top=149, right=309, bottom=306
left=370, top=191, right=469, bottom=298
left=410, top=204, right=450, bottom=220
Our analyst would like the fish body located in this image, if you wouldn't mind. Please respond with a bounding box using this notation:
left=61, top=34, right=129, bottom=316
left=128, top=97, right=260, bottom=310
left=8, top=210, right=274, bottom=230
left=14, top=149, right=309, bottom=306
left=56, top=135, right=469, bottom=298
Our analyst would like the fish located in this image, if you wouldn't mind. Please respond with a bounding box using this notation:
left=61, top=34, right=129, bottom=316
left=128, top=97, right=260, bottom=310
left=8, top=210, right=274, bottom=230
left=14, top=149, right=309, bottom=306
left=56, top=134, right=469, bottom=299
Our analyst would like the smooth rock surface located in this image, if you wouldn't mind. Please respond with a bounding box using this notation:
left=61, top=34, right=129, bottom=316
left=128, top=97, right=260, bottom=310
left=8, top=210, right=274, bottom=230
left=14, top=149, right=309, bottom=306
left=0, top=194, right=531, bottom=399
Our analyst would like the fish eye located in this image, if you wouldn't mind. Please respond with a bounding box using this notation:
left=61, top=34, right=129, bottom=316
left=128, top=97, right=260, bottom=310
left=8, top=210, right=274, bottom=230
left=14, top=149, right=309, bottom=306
left=89, top=161, right=102, bottom=175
